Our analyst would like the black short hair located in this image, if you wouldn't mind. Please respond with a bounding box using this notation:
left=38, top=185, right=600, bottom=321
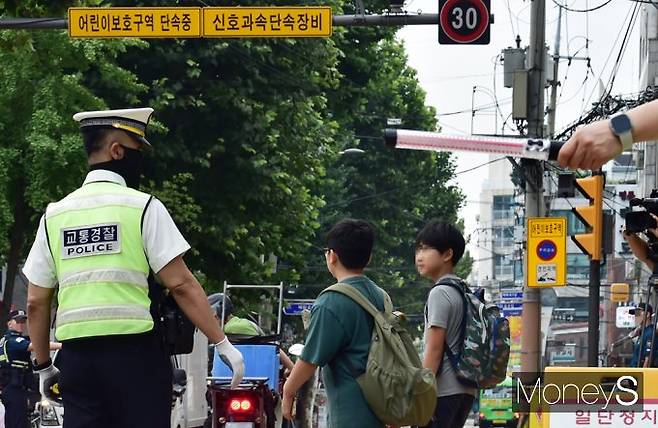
left=81, top=127, right=114, bottom=156
left=415, top=220, right=465, bottom=266
left=326, top=219, right=374, bottom=270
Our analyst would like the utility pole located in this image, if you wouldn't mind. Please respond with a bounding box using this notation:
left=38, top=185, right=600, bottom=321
left=520, top=0, right=546, bottom=382
left=546, top=6, right=562, bottom=137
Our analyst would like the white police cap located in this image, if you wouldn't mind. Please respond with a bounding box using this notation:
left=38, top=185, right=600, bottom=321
left=73, top=108, right=154, bottom=147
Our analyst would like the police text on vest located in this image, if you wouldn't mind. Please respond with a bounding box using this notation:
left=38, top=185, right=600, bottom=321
left=61, top=223, right=121, bottom=259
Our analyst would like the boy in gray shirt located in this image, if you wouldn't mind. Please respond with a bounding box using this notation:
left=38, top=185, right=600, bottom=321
left=415, top=220, right=477, bottom=428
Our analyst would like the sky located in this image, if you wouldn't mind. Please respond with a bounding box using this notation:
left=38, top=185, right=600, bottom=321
left=398, top=0, right=641, bottom=256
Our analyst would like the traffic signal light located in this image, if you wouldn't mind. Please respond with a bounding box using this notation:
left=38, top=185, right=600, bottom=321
left=610, top=283, right=630, bottom=302
left=571, top=175, right=604, bottom=260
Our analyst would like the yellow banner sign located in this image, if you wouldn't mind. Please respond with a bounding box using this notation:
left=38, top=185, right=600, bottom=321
left=527, top=217, right=567, bottom=288
left=203, top=7, right=332, bottom=38
left=68, top=8, right=202, bottom=38
left=529, top=219, right=566, bottom=238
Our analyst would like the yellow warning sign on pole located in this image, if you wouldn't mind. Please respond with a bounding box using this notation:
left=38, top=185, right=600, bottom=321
left=68, top=8, right=202, bottom=38
left=202, top=7, right=332, bottom=38
left=527, top=217, right=567, bottom=288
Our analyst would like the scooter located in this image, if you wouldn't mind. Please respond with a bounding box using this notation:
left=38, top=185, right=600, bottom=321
left=208, top=282, right=285, bottom=428
left=208, top=377, right=276, bottom=428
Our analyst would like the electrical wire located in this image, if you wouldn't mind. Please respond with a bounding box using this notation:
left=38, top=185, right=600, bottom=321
left=603, top=194, right=631, bottom=210
left=505, top=0, right=519, bottom=41
left=550, top=0, right=613, bottom=12
left=438, top=97, right=513, bottom=117
left=323, top=154, right=501, bottom=209
left=603, top=2, right=641, bottom=100
left=603, top=198, right=623, bottom=218
left=455, top=157, right=507, bottom=175
left=492, top=54, right=517, bottom=133
left=578, top=2, right=639, bottom=119
left=557, top=83, right=658, bottom=141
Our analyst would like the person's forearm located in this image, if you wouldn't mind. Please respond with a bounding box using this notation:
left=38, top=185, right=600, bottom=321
left=626, top=233, right=655, bottom=270
left=27, top=288, right=53, bottom=365
left=283, top=359, right=317, bottom=398
left=280, top=350, right=294, bottom=370
left=628, top=99, right=658, bottom=143
left=169, top=274, right=225, bottom=344
left=423, top=347, right=442, bottom=376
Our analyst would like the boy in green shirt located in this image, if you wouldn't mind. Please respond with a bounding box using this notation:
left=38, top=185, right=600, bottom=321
left=282, top=219, right=385, bottom=428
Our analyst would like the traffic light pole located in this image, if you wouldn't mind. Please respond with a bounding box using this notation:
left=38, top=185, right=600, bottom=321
left=586, top=171, right=604, bottom=367
left=588, top=258, right=601, bottom=366
left=520, top=0, right=545, bottom=384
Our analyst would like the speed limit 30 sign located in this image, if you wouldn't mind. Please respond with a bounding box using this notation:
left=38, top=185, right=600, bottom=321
left=439, top=0, right=492, bottom=45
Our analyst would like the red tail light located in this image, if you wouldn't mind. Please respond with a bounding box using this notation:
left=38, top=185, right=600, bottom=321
left=229, top=398, right=253, bottom=413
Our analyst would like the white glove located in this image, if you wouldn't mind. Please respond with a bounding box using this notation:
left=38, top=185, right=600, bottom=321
left=215, top=337, right=244, bottom=388
left=36, top=363, right=60, bottom=400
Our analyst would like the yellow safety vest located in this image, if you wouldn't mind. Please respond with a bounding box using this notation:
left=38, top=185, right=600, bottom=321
left=45, top=181, right=153, bottom=340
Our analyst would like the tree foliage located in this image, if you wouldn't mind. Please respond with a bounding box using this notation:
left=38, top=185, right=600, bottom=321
left=298, top=27, right=469, bottom=322
left=0, top=2, right=145, bottom=318
left=0, top=0, right=470, bottom=329
left=111, top=0, right=343, bottom=286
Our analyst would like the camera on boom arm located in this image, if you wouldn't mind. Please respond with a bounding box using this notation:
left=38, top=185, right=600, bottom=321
left=625, top=189, right=658, bottom=234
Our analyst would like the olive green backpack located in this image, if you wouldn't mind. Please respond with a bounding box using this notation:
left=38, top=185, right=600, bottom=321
left=322, top=283, right=437, bottom=426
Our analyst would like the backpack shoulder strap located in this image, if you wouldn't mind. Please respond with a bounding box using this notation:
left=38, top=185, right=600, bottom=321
left=378, top=286, right=393, bottom=313
left=322, top=283, right=389, bottom=380
left=323, top=283, right=383, bottom=318
left=433, top=278, right=469, bottom=367
left=436, top=277, right=468, bottom=294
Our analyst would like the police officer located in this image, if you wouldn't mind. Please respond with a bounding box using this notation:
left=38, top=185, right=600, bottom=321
left=23, top=108, right=244, bottom=428
left=0, top=310, right=32, bottom=428
left=0, top=310, right=61, bottom=428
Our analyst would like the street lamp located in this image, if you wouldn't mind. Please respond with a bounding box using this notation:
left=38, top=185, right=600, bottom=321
left=339, top=148, right=366, bottom=155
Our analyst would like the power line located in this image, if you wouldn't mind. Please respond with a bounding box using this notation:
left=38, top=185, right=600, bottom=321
left=438, top=97, right=513, bottom=117
left=323, top=156, right=507, bottom=209
left=578, top=2, right=639, bottom=119
left=550, top=0, right=614, bottom=12
left=505, top=0, right=519, bottom=41
left=604, top=3, right=641, bottom=100
left=454, top=157, right=507, bottom=175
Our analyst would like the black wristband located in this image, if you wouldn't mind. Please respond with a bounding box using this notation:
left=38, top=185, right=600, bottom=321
left=33, top=358, right=52, bottom=371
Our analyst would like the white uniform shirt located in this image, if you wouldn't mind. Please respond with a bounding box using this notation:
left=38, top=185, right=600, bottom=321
left=23, top=170, right=191, bottom=288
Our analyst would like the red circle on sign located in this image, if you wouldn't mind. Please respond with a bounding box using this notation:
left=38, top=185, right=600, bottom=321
left=439, top=0, right=489, bottom=43
left=536, top=240, right=557, bottom=261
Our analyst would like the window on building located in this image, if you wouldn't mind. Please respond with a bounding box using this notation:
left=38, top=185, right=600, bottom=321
left=494, top=254, right=514, bottom=278
left=492, top=226, right=514, bottom=248
left=551, top=209, right=586, bottom=235
left=566, top=254, right=607, bottom=279
left=493, top=195, right=515, bottom=220
left=567, top=254, right=589, bottom=279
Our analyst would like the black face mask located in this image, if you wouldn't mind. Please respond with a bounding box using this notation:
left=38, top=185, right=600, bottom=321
left=90, top=146, right=144, bottom=189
